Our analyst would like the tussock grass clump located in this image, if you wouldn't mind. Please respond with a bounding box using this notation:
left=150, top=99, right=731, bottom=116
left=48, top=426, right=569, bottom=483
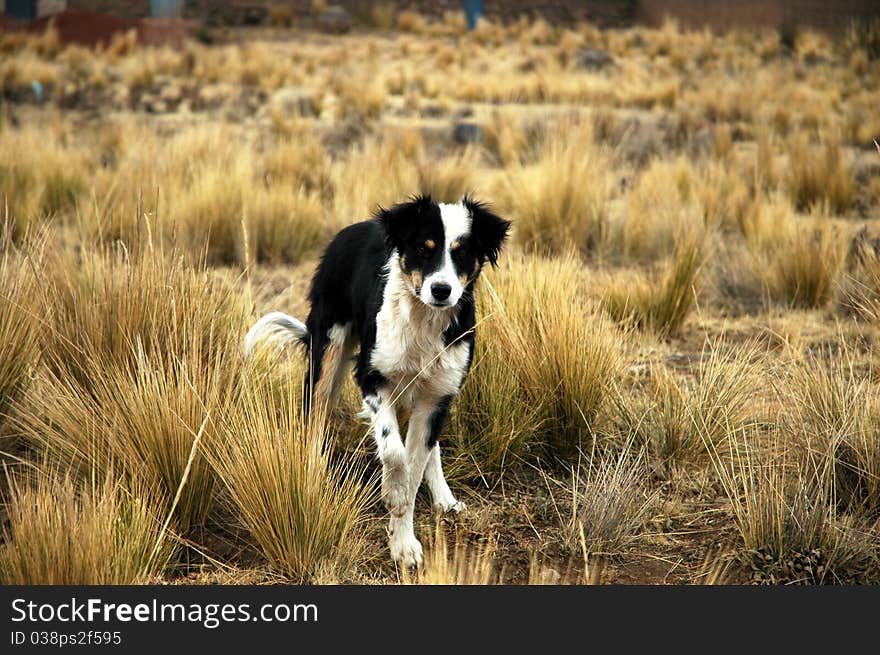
left=495, top=121, right=613, bottom=256
left=736, top=198, right=844, bottom=309
left=762, top=221, right=844, bottom=309
left=0, top=126, right=88, bottom=237
left=244, top=186, right=327, bottom=265
left=39, top=248, right=246, bottom=388
left=409, top=524, right=498, bottom=585
left=784, top=134, right=855, bottom=215
left=615, top=157, right=704, bottom=263
left=450, top=254, right=621, bottom=475
left=209, top=377, right=372, bottom=582
left=0, top=473, right=173, bottom=585
left=564, top=442, right=658, bottom=556
left=0, top=243, right=39, bottom=437
left=332, top=132, right=478, bottom=219
left=603, top=238, right=702, bottom=337
left=16, top=341, right=231, bottom=534
left=611, top=341, right=762, bottom=465
left=14, top=249, right=248, bottom=532
left=787, top=351, right=880, bottom=516
left=837, top=230, right=880, bottom=322
left=709, top=428, right=874, bottom=584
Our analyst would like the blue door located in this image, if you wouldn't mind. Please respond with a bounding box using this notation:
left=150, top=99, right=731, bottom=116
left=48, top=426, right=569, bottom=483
left=5, top=0, right=36, bottom=21
left=150, top=0, right=182, bottom=18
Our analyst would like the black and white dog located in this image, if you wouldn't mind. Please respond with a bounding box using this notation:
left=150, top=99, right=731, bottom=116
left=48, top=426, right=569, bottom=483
left=244, top=194, right=509, bottom=567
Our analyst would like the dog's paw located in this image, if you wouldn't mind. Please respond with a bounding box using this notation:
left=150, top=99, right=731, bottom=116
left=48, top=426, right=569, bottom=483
left=433, top=499, right=467, bottom=515
left=389, top=530, right=423, bottom=568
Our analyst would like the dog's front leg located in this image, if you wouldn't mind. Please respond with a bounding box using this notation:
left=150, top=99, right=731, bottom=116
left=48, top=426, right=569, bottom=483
left=424, top=444, right=466, bottom=514
left=386, top=400, right=438, bottom=568
left=360, top=387, right=408, bottom=521
left=418, top=394, right=465, bottom=514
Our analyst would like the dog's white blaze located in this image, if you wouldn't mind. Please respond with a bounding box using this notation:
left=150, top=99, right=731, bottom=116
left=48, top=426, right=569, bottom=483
left=419, top=202, right=472, bottom=307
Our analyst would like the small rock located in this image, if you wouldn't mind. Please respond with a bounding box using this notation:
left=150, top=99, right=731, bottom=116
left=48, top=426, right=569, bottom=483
left=575, top=47, right=615, bottom=71
left=452, top=121, right=482, bottom=145
left=317, top=6, right=352, bottom=34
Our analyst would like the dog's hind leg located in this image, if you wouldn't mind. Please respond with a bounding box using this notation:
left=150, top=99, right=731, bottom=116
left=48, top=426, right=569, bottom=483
left=311, top=323, right=355, bottom=410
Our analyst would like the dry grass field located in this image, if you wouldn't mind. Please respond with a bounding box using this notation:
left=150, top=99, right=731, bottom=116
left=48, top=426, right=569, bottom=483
left=1, top=10, right=880, bottom=585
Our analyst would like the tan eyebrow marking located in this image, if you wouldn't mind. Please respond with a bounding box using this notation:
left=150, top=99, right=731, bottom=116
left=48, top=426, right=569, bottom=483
left=450, top=241, right=460, bottom=250
left=425, top=239, right=436, bottom=249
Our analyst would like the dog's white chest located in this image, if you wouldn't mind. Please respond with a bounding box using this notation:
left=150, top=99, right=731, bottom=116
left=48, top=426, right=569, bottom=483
left=370, top=272, right=470, bottom=402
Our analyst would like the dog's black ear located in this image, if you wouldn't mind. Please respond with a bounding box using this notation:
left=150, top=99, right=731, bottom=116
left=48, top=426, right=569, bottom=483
left=464, top=196, right=510, bottom=267
left=376, top=194, right=433, bottom=251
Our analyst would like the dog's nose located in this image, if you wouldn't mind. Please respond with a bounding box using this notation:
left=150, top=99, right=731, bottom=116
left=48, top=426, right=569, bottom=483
left=431, top=283, right=452, bottom=301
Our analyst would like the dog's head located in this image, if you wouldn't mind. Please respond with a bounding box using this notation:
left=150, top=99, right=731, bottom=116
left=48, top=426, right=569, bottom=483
left=377, top=194, right=510, bottom=309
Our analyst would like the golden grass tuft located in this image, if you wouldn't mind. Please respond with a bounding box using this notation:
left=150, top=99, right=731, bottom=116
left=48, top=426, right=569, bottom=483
left=0, top=472, right=173, bottom=585
left=208, top=375, right=373, bottom=582
left=762, top=220, right=844, bottom=309
left=0, top=126, right=88, bottom=237
left=450, top=254, right=621, bottom=475
left=495, top=121, right=613, bottom=256
left=0, top=240, right=39, bottom=439
left=13, top=248, right=248, bottom=532
left=408, top=523, right=497, bottom=585
left=787, top=350, right=880, bottom=516
left=708, top=426, right=875, bottom=583
left=784, top=133, right=855, bottom=215
left=603, top=237, right=702, bottom=337
left=611, top=340, right=762, bottom=465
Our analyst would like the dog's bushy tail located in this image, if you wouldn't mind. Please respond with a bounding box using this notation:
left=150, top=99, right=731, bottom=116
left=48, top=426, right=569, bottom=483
left=243, top=311, right=308, bottom=357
